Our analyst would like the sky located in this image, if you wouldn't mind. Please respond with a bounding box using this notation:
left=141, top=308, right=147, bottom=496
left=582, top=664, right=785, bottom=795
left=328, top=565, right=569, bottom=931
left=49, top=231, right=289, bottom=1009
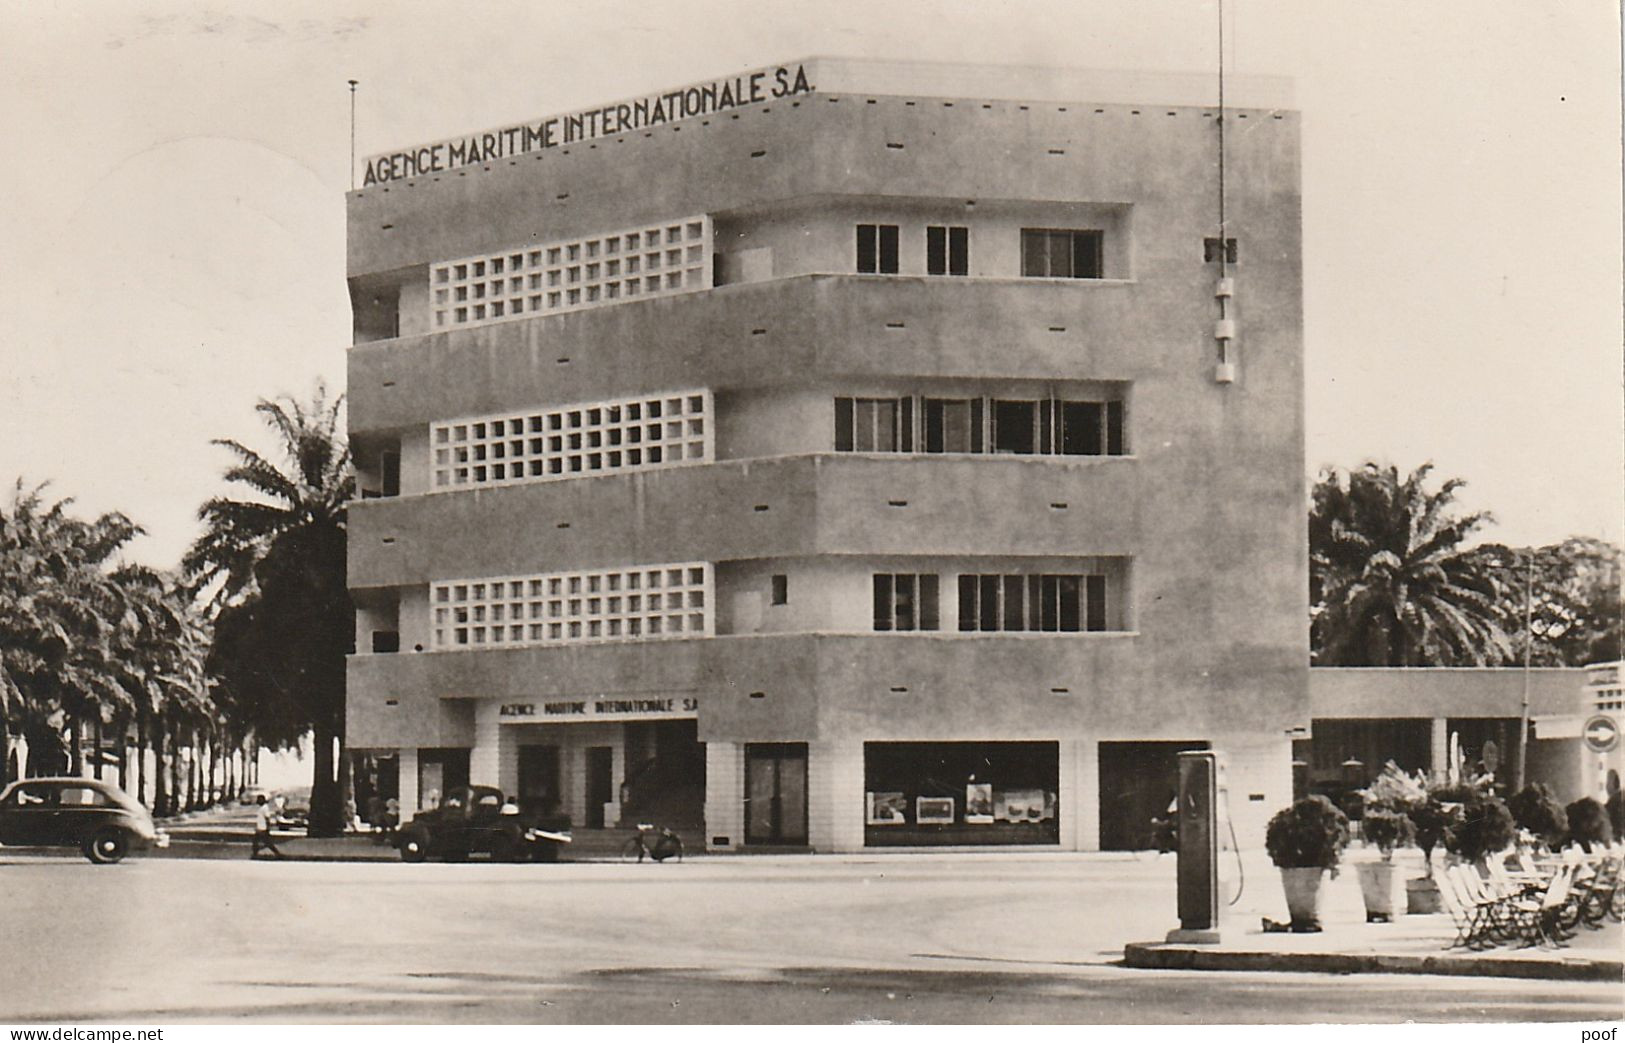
left=1, top=0, right=1620, bottom=570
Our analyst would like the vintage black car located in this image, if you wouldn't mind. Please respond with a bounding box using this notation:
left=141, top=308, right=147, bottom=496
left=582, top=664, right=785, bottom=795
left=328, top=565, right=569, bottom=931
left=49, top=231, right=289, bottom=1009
left=0, top=777, right=169, bottom=864
left=394, top=785, right=570, bottom=862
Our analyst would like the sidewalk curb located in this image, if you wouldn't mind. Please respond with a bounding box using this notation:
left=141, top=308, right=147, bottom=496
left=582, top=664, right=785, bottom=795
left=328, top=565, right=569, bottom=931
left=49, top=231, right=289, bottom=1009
left=1123, top=942, right=1624, bottom=983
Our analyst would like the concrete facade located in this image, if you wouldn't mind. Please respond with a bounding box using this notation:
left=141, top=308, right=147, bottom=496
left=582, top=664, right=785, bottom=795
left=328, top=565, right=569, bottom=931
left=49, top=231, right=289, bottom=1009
left=345, top=58, right=1307, bottom=852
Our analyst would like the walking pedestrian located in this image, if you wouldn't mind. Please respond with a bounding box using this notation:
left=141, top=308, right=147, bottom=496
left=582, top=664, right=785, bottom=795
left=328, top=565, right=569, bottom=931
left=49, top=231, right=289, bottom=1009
left=251, top=794, right=283, bottom=859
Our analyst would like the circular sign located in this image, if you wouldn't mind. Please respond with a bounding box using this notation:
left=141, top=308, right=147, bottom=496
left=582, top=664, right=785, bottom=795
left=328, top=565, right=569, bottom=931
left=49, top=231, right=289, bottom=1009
left=1583, top=715, right=1619, bottom=754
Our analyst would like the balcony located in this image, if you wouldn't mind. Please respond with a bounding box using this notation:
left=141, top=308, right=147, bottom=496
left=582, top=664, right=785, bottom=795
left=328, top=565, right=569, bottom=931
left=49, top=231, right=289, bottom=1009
left=348, top=275, right=1169, bottom=436
left=346, top=630, right=1305, bottom=749
left=347, top=452, right=1139, bottom=589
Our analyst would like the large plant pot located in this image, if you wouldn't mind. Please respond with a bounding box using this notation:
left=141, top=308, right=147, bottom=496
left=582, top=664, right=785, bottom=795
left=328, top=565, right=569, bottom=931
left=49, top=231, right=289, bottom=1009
left=1406, top=875, right=1442, bottom=914
left=1355, top=861, right=1401, bottom=922
left=1279, top=867, right=1327, bottom=931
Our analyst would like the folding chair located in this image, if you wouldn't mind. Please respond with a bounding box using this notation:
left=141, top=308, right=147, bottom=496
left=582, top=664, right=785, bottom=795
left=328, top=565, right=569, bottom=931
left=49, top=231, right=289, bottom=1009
left=1434, top=870, right=1489, bottom=949
left=1448, top=864, right=1519, bottom=946
left=1439, top=866, right=1506, bottom=949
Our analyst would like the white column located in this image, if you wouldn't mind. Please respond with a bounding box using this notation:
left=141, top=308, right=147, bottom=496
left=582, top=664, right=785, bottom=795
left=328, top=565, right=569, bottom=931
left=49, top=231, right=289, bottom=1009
left=470, top=700, right=501, bottom=787
left=1430, top=717, right=1449, bottom=776
left=1213, top=734, right=1293, bottom=852
left=398, top=748, right=419, bottom=816
left=497, top=729, right=519, bottom=797
left=603, top=734, right=625, bottom=828
left=1069, top=739, right=1101, bottom=852
left=809, top=738, right=864, bottom=853
left=704, top=742, right=744, bottom=850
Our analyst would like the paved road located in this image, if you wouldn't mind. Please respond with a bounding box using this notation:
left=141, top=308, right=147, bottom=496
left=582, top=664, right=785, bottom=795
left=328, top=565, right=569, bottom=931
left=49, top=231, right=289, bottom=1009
left=1, top=852, right=1619, bottom=1024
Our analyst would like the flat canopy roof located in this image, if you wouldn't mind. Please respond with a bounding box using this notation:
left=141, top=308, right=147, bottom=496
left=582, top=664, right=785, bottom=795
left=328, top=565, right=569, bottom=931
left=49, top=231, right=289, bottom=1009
left=1310, top=667, right=1588, bottom=720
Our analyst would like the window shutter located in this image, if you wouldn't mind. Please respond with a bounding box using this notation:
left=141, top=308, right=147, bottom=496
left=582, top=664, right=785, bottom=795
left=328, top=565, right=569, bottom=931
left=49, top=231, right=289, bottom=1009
left=834, top=397, right=854, bottom=452
left=949, top=227, right=968, bottom=275
left=857, top=225, right=877, bottom=273
left=878, top=225, right=899, bottom=274
left=873, top=574, right=893, bottom=631
left=919, top=574, right=939, bottom=631
left=927, top=226, right=946, bottom=275
left=1106, top=401, right=1125, bottom=455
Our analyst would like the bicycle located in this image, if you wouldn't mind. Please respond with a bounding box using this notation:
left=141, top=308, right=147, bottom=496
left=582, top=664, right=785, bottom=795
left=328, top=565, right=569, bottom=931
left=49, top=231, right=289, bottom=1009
left=620, top=823, right=684, bottom=863
left=1133, top=815, right=1178, bottom=860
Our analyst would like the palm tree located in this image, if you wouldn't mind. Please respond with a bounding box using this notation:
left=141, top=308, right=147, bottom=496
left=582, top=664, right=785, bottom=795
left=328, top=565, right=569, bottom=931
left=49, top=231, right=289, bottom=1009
left=1310, top=462, right=1512, bottom=666
left=105, top=568, right=211, bottom=807
left=183, top=385, right=354, bottom=834
left=0, top=483, right=141, bottom=781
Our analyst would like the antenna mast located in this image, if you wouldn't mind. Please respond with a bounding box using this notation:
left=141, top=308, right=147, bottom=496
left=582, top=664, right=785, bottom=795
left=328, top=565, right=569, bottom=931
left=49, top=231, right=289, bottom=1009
left=349, top=80, right=359, bottom=191
left=1217, top=0, right=1226, bottom=273
left=1211, top=0, right=1238, bottom=384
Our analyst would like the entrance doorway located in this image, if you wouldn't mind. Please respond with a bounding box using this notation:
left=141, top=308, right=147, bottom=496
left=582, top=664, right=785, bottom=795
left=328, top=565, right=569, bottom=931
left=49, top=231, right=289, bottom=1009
left=585, top=747, right=614, bottom=829
left=517, top=745, right=561, bottom=814
left=744, top=743, right=807, bottom=845
left=1097, top=740, right=1209, bottom=851
left=417, top=747, right=470, bottom=810
left=619, top=720, right=706, bottom=830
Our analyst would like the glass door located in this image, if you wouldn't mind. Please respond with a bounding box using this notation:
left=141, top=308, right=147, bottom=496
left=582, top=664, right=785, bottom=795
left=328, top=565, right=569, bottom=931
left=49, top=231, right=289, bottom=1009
left=585, top=746, right=613, bottom=829
left=744, top=743, right=807, bottom=845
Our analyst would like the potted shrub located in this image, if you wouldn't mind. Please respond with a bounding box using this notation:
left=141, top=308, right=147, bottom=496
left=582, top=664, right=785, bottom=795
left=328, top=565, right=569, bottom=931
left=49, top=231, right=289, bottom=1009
left=1442, top=789, right=1516, bottom=872
left=1265, top=795, right=1350, bottom=932
left=1401, top=775, right=1486, bottom=913
left=1354, top=763, right=1421, bottom=922
left=1507, top=783, right=1568, bottom=852
left=1564, top=796, right=1614, bottom=853
left=1353, top=807, right=1415, bottom=922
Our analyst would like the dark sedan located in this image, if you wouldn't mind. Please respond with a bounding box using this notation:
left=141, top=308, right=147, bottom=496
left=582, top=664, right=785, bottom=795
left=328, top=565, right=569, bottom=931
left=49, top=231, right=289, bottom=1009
left=0, top=777, right=169, bottom=863
left=395, top=785, right=570, bottom=862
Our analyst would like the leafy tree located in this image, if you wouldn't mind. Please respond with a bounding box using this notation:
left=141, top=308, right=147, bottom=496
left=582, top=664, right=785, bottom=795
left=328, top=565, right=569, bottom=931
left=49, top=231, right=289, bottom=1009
left=1310, top=462, right=1511, bottom=666
left=183, top=385, right=354, bottom=835
left=1469, top=538, right=1622, bottom=667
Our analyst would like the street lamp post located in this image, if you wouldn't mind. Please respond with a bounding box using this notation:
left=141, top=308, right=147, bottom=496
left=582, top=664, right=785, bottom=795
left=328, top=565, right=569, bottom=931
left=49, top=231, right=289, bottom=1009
left=1512, top=549, right=1534, bottom=793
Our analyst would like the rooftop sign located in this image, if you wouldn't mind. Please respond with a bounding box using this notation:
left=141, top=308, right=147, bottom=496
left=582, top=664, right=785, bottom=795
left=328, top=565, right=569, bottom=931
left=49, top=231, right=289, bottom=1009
left=362, top=61, right=815, bottom=186
left=358, top=58, right=1295, bottom=190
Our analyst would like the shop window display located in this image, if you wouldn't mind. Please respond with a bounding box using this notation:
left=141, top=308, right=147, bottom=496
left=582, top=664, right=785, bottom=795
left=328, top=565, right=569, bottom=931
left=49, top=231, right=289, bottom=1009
left=863, top=741, right=1059, bottom=847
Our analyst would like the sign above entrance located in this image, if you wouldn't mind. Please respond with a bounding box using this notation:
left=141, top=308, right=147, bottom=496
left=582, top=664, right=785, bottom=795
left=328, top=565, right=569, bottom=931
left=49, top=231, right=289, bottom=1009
left=1582, top=714, right=1619, bottom=753
left=499, top=696, right=698, bottom=723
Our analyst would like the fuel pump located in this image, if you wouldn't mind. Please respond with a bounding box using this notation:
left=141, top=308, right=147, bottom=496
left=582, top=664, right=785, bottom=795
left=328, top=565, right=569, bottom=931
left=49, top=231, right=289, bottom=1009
left=1166, top=749, right=1224, bottom=943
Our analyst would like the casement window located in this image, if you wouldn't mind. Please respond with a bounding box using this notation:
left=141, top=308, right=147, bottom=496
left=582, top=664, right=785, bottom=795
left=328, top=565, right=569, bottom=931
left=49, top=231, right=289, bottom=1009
left=873, top=574, right=940, bottom=632
left=1021, top=229, right=1104, bottom=279
left=923, top=398, right=981, bottom=453
left=957, top=574, right=1108, bottom=633
left=835, top=397, right=913, bottom=453
left=993, top=399, right=1125, bottom=456
left=380, top=450, right=401, bottom=497
left=926, top=226, right=969, bottom=276
left=838, top=395, right=1125, bottom=456
left=991, top=400, right=1039, bottom=454
left=857, top=224, right=900, bottom=274
left=1060, top=400, right=1125, bottom=456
